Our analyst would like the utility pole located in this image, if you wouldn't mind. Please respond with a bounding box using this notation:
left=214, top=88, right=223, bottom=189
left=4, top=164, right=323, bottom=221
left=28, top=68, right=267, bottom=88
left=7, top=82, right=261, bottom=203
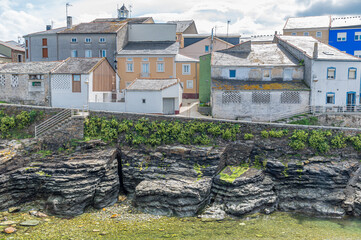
left=129, top=4, right=133, bottom=18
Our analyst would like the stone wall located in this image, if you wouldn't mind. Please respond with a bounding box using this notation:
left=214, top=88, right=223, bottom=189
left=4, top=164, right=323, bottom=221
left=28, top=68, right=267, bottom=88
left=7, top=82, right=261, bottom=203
left=318, top=114, right=361, bottom=128
left=0, top=103, right=62, bottom=116
left=89, top=110, right=361, bottom=136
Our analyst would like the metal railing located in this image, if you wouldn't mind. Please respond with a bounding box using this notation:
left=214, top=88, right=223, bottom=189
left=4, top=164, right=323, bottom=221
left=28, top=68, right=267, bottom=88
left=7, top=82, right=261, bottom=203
left=35, top=109, right=74, bottom=138
left=268, top=105, right=361, bottom=122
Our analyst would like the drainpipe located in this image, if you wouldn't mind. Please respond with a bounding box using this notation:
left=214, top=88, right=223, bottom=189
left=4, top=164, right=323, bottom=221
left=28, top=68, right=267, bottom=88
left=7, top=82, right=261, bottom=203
left=48, top=72, right=52, bottom=107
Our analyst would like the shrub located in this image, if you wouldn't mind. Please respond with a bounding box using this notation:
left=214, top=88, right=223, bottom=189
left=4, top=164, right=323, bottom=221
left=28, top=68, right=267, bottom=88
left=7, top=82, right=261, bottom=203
left=243, top=133, right=254, bottom=140
left=308, top=130, right=331, bottom=153
left=261, top=130, right=269, bottom=138
left=331, top=134, right=347, bottom=149
left=290, top=130, right=308, bottom=142
left=15, top=111, right=30, bottom=129
left=289, top=140, right=306, bottom=150
left=349, top=135, right=361, bottom=151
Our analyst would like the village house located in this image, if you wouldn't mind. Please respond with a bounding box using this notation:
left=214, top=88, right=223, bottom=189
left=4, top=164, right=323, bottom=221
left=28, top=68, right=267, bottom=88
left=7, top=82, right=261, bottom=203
left=208, top=41, right=309, bottom=121
left=0, top=61, right=60, bottom=105
left=167, top=20, right=198, bottom=49
left=116, top=23, right=197, bottom=99
left=0, top=41, right=25, bottom=63
left=276, top=35, right=361, bottom=110
left=329, top=16, right=361, bottom=57
left=125, top=78, right=182, bottom=114
left=283, top=16, right=331, bottom=44
left=50, top=57, right=118, bottom=109
left=24, top=5, right=153, bottom=68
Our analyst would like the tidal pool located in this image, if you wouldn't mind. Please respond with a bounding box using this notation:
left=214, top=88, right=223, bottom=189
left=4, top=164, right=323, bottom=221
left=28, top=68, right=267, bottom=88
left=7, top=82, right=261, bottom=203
left=2, top=201, right=361, bottom=240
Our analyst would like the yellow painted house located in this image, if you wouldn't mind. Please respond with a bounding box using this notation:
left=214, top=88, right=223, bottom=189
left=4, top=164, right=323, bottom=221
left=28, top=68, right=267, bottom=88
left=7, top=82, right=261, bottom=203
left=117, top=41, right=199, bottom=99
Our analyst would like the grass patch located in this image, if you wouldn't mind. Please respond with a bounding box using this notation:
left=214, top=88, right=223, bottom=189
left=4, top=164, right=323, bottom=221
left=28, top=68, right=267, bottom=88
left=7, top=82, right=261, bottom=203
left=290, top=116, right=319, bottom=126
left=219, top=165, right=249, bottom=183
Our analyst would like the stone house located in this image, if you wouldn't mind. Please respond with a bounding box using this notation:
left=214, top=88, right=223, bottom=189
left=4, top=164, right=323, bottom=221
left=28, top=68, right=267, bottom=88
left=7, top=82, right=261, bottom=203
left=0, top=61, right=60, bottom=105
left=0, top=41, right=25, bottom=63
left=276, top=35, right=361, bottom=110
left=210, top=41, right=310, bottom=121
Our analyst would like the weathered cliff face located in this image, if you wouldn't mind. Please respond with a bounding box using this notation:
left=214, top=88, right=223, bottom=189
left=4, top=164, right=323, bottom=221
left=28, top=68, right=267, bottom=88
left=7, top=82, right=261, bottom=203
left=0, top=141, right=119, bottom=216
left=121, top=146, right=226, bottom=217
left=120, top=142, right=361, bottom=219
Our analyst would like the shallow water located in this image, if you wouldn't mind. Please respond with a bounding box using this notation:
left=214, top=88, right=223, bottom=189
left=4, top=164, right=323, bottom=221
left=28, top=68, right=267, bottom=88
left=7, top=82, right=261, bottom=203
left=2, top=202, right=361, bottom=240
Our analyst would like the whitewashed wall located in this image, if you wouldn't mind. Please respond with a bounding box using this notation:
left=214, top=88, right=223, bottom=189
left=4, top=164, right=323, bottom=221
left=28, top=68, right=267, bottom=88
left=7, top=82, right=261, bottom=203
left=89, top=102, right=125, bottom=112
left=212, top=90, right=310, bottom=121
left=51, top=74, right=89, bottom=108
left=311, top=61, right=361, bottom=106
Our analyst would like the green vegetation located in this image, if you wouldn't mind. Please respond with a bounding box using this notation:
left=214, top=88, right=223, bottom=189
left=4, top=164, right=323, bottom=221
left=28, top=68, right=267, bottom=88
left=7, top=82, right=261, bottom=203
left=331, top=134, right=347, bottom=149
left=219, top=165, right=249, bottom=183
left=0, top=110, right=43, bottom=139
left=35, top=150, right=52, bottom=158
left=290, top=116, right=319, bottom=126
left=243, top=133, right=254, bottom=140
left=85, top=117, right=240, bottom=146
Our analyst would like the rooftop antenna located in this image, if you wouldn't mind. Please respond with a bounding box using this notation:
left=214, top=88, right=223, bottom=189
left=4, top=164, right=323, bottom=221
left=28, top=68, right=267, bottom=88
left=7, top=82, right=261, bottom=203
left=66, top=2, right=72, bottom=18
left=129, top=4, right=133, bottom=18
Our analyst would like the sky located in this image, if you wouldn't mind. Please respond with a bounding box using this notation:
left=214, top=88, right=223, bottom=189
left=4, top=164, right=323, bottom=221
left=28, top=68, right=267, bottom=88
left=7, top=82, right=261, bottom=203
left=1, top=0, right=361, bottom=42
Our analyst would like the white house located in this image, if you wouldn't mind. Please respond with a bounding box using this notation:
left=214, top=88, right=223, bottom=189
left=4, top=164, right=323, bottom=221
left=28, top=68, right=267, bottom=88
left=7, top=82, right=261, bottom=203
left=210, top=41, right=310, bottom=121
left=125, top=78, right=183, bottom=114
left=276, top=35, right=361, bottom=111
left=51, top=57, right=119, bottom=109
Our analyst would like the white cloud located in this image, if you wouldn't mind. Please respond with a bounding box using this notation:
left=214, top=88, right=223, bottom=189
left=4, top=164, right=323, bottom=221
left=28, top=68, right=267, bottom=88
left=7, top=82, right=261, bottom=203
left=0, top=0, right=351, bottom=41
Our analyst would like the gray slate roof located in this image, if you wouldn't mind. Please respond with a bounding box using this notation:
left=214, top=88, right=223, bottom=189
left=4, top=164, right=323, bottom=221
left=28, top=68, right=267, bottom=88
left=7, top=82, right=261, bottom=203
left=212, top=43, right=299, bottom=66
left=0, top=40, right=25, bottom=52
left=0, top=61, right=61, bottom=74
left=60, top=22, right=125, bottom=34
left=127, top=78, right=178, bottom=91
left=24, top=27, right=67, bottom=37
left=277, top=35, right=361, bottom=61
left=167, top=20, right=194, bottom=33
left=118, top=41, right=179, bottom=55
left=52, top=58, right=105, bottom=74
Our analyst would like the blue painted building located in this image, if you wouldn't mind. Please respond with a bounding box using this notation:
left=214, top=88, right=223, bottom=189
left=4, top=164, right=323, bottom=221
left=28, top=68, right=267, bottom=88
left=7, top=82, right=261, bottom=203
left=329, top=16, right=361, bottom=58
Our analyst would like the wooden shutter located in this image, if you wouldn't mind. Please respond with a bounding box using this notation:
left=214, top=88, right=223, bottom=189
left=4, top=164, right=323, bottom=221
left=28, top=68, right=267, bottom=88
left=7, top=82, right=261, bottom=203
left=72, top=74, right=81, bottom=92
left=42, top=48, right=48, bottom=58
left=42, top=38, right=47, bottom=46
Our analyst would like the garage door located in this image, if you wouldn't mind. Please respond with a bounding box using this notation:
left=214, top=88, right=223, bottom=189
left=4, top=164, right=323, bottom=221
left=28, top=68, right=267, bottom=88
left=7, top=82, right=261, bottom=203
left=163, top=98, right=175, bottom=115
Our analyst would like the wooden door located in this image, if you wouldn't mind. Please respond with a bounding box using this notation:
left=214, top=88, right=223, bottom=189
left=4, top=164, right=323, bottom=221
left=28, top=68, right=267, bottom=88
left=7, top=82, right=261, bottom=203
left=72, top=74, right=81, bottom=92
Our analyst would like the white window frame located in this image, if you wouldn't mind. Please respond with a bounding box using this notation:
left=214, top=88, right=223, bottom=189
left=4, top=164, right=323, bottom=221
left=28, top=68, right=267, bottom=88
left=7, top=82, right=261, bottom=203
left=85, top=38, right=92, bottom=43
left=182, top=64, right=191, bottom=75
left=205, top=45, right=210, bottom=52
left=303, top=32, right=309, bottom=36
left=127, top=57, right=133, bottom=61
left=142, top=58, right=149, bottom=61
left=337, top=32, right=347, bottom=42
left=355, top=32, right=361, bottom=41
left=316, top=32, right=322, bottom=38
left=291, top=32, right=297, bottom=36
left=99, top=37, right=106, bottom=43
left=71, top=37, right=78, bottom=43
left=71, top=50, right=78, bottom=58
left=186, top=80, right=194, bottom=89
left=157, top=57, right=164, bottom=61
left=157, top=62, right=165, bottom=72
left=349, top=68, right=357, bottom=80
left=142, top=63, right=150, bottom=73
left=229, top=69, right=236, bottom=79
left=85, top=50, right=92, bottom=58
left=126, top=62, right=134, bottom=72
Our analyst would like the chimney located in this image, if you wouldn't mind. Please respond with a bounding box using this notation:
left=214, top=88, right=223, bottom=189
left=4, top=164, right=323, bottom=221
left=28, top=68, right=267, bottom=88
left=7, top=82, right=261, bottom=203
left=67, top=16, right=73, bottom=29
left=46, top=25, right=52, bottom=31
left=275, top=31, right=278, bottom=36
left=313, top=42, right=318, bottom=59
